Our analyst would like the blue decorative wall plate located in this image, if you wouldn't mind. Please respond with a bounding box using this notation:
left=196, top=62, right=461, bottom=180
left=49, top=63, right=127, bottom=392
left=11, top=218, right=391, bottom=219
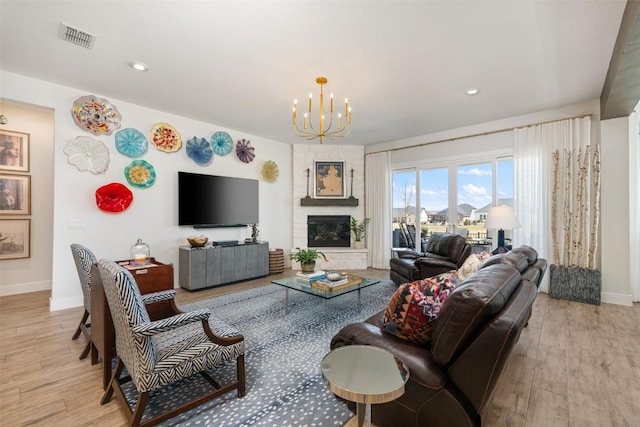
left=211, top=131, right=233, bottom=156
left=115, top=128, right=148, bottom=157
left=186, top=136, right=214, bottom=165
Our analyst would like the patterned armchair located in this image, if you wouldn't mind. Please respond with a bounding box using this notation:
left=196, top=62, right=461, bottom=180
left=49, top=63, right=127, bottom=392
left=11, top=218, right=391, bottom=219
left=70, top=243, right=97, bottom=361
left=97, top=259, right=245, bottom=427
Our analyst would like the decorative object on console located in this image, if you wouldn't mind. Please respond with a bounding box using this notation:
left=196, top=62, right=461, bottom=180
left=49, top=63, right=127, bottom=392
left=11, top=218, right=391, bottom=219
left=235, top=138, right=255, bottom=163
left=186, top=136, right=214, bottom=165
left=250, top=223, right=259, bottom=242
left=71, top=95, right=122, bottom=135
left=350, top=217, right=370, bottom=249
left=124, top=159, right=156, bottom=188
left=63, top=136, right=110, bottom=174
left=187, top=235, right=208, bottom=248
left=261, top=160, right=279, bottom=182
left=485, top=205, right=520, bottom=254
left=210, top=131, right=233, bottom=156
left=289, top=247, right=327, bottom=273
left=130, top=238, right=150, bottom=266
left=150, top=122, right=182, bottom=153
left=292, top=76, right=352, bottom=144
left=95, top=182, right=133, bottom=213
left=114, top=128, right=148, bottom=157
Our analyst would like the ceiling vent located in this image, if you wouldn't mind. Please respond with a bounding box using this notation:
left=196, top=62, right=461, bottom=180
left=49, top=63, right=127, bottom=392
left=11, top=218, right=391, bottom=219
left=59, top=22, right=96, bottom=50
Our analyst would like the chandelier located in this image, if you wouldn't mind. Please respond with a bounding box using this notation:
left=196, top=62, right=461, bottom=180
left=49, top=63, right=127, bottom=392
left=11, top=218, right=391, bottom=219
left=292, top=77, right=351, bottom=144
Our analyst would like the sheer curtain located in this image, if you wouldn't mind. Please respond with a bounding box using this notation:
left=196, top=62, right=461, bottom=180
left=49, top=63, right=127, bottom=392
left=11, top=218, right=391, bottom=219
left=513, top=117, right=591, bottom=292
left=365, top=151, right=391, bottom=269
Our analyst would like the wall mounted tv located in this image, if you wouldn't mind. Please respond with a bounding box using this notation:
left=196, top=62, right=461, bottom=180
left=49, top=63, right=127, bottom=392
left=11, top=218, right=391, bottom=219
left=178, top=171, right=259, bottom=228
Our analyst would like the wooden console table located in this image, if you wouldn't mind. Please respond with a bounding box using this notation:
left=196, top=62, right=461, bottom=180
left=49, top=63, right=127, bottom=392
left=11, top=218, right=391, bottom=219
left=90, top=258, right=174, bottom=389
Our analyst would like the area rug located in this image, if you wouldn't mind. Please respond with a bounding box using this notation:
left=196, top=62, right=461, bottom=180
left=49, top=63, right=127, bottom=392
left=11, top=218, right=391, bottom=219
left=125, top=279, right=397, bottom=426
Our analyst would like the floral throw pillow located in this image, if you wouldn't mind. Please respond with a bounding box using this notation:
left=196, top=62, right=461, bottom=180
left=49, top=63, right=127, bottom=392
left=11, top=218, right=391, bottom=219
left=457, top=253, right=481, bottom=281
left=381, top=271, right=459, bottom=345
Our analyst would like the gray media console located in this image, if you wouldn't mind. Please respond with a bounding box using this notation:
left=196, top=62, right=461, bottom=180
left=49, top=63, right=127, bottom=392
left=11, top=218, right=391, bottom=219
left=179, top=241, right=269, bottom=291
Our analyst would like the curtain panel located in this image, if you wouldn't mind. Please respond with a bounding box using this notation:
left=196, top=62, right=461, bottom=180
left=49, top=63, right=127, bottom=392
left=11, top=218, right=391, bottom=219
left=513, top=116, right=595, bottom=292
left=365, top=152, right=391, bottom=269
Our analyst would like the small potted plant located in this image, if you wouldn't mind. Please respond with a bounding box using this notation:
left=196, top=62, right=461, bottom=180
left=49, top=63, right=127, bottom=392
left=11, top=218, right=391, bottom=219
left=289, top=247, right=327, bottom=272
left=350, top=217, right=370, bottom=249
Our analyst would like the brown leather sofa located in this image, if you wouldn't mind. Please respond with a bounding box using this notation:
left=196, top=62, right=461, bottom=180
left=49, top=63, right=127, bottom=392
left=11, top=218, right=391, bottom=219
left=390, top=232, right=472, bottom=285
left=331, top=246, right=547, bottom=427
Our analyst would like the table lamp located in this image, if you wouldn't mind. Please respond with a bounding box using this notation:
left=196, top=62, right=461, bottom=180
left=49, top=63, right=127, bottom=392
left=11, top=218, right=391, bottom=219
left=485, top=205, right=520, bottom=254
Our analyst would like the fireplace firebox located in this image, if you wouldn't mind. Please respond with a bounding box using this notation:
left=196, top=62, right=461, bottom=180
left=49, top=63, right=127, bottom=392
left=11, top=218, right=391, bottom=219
left=307, top=215, right=351, bottom=248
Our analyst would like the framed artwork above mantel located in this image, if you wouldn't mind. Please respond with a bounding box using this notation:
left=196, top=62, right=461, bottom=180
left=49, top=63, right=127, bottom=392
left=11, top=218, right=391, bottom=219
left=314, top=161, right=346, bottom=198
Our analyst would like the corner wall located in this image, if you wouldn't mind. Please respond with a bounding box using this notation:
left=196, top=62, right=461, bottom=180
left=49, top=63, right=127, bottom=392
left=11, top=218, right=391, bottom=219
left=291, top=144, right=366, bottom=270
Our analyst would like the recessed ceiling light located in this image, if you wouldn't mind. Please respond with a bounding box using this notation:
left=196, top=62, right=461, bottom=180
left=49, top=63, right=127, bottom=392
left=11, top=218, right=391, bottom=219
left=466, top=88, right=480, bottom=95
left=131, top=62, right=149, bottom=72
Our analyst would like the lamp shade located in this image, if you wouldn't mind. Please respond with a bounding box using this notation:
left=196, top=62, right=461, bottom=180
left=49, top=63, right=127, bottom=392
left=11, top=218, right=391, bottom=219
left=485, top=205, right=521, bottom=230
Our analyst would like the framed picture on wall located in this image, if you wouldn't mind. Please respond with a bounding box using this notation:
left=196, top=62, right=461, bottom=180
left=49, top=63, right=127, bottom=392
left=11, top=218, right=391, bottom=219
left=314, top=161, right=346, bottom=198
left=0, top=130, right=30, bottom=172
left=0, top=218, right=30, bottom=260
left=0, top=174, right=30, bottom=215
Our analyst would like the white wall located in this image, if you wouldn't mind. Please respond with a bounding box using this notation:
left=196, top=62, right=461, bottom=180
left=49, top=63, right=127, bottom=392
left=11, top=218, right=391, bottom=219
left=0, top=101, right=54, bottom=295
left=0, top=71, right=293, bottom=310
left=601, top=117, right=633, bottom=305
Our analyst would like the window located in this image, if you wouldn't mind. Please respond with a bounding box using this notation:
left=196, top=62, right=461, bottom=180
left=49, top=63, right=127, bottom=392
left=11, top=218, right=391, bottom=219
left=392, top=157, right=513, bottom=248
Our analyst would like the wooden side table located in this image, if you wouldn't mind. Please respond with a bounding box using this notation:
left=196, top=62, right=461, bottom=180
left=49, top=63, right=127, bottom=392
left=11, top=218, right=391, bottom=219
left=321, top=345, right=409, bottom=427
left=91, top=258, right=174, bottom=389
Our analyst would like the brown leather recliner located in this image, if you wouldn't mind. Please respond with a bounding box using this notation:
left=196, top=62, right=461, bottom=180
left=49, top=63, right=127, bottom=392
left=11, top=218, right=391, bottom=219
left=331, top=246, right=547, bottom=427
left=390, top=232, right=471, bottom=284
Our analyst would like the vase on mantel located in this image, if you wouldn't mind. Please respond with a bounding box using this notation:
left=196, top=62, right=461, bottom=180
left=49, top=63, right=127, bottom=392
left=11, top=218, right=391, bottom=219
left=301, top=261, right=316, bottom=273
left=353, top=241, right=365, bottom=250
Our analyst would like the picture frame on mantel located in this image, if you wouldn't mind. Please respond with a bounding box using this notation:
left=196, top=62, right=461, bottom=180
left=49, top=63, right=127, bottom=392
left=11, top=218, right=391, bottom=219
left=314, top=161, right=345, bottom=198
left=0, top=129, right=30, bottom=173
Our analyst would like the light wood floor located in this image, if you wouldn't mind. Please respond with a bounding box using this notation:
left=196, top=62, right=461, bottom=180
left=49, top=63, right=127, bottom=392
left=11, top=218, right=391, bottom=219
left=1, top=268, right=638, bottom=426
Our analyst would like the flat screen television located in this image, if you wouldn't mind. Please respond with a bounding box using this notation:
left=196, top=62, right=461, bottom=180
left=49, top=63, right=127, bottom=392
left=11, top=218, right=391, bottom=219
left=178, top=171, right=259, bottom=228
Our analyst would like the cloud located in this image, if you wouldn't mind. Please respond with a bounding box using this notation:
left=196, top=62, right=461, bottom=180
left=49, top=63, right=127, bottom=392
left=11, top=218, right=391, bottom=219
left=458, top=168, right=491, bottom=176
left=462, top=183, right=488, bottom=196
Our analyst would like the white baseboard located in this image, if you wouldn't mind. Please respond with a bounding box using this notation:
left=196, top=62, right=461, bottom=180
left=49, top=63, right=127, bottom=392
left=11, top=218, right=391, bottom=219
left=0, top=280, right=51, bottom=296
left=601, top=291, right=634, bottom=306
left=49, top=294, right=83, bottom=311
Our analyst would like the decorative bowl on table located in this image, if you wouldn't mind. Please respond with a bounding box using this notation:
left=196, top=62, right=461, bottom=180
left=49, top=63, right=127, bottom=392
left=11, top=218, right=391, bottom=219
left=187, top=236, right=208, bottom=247
left=326, top=271, right=344, bottom=281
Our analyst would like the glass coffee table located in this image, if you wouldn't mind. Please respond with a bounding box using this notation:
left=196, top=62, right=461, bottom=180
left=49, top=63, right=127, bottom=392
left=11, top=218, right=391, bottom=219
left=271, top=275, right=379, bottom=314
left=321, top=345, right=409, bottom=427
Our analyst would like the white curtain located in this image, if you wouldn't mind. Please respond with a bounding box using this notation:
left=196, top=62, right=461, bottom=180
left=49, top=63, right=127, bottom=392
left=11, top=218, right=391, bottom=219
left=513, top=116, right=592, bottom=292
left=365, top=151, right=391, bottom=269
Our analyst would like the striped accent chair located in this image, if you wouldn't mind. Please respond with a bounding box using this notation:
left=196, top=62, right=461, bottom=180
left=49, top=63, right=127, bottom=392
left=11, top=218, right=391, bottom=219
left=70, top=243, right=97, bottom=361
left=97, top=259, right=245, bottom=427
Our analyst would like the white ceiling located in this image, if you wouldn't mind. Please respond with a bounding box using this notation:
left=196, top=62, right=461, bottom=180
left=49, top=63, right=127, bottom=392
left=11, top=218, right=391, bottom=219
left=0, top=0, right=628, bottom=146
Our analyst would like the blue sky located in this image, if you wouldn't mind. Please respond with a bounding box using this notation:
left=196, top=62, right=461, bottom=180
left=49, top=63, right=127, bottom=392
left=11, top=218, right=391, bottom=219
left=392, top=160, right=513, bottom=212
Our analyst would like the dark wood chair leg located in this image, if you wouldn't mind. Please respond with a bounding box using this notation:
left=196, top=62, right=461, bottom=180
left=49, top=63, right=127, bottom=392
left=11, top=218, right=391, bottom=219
left=237, top=354, right=246, bottom=397
left=79, top=340, right=91, bottom=360
left=130, top=392, right=149, bottom=427
left=101, top=358, right=124, bottom=405
left=72, top=309, right=89, bottom=340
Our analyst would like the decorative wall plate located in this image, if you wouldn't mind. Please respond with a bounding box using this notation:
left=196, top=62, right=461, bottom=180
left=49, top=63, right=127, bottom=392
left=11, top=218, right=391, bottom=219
left=211, top=131, right=233, bottom=156
left=95, top=182, right=133, bottom=213
left=124, top=160, right=156, bottom=188
left=71, top=95, right=122, bottom=135
left=63, top=136, right=110, bottom=174
left=261, top=160, right=279, bottom=182
left=115, top=128, right=148, bottom=157
left=150, top=123, right=182, bottom=153
left=186, top=136, right=214, bottom=165
left=236, top=138, right=255, bottom=163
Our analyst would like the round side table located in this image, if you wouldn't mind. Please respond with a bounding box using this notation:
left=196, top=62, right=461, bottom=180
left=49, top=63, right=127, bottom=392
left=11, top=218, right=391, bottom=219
left=321, top=345, right=409, bottom=427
